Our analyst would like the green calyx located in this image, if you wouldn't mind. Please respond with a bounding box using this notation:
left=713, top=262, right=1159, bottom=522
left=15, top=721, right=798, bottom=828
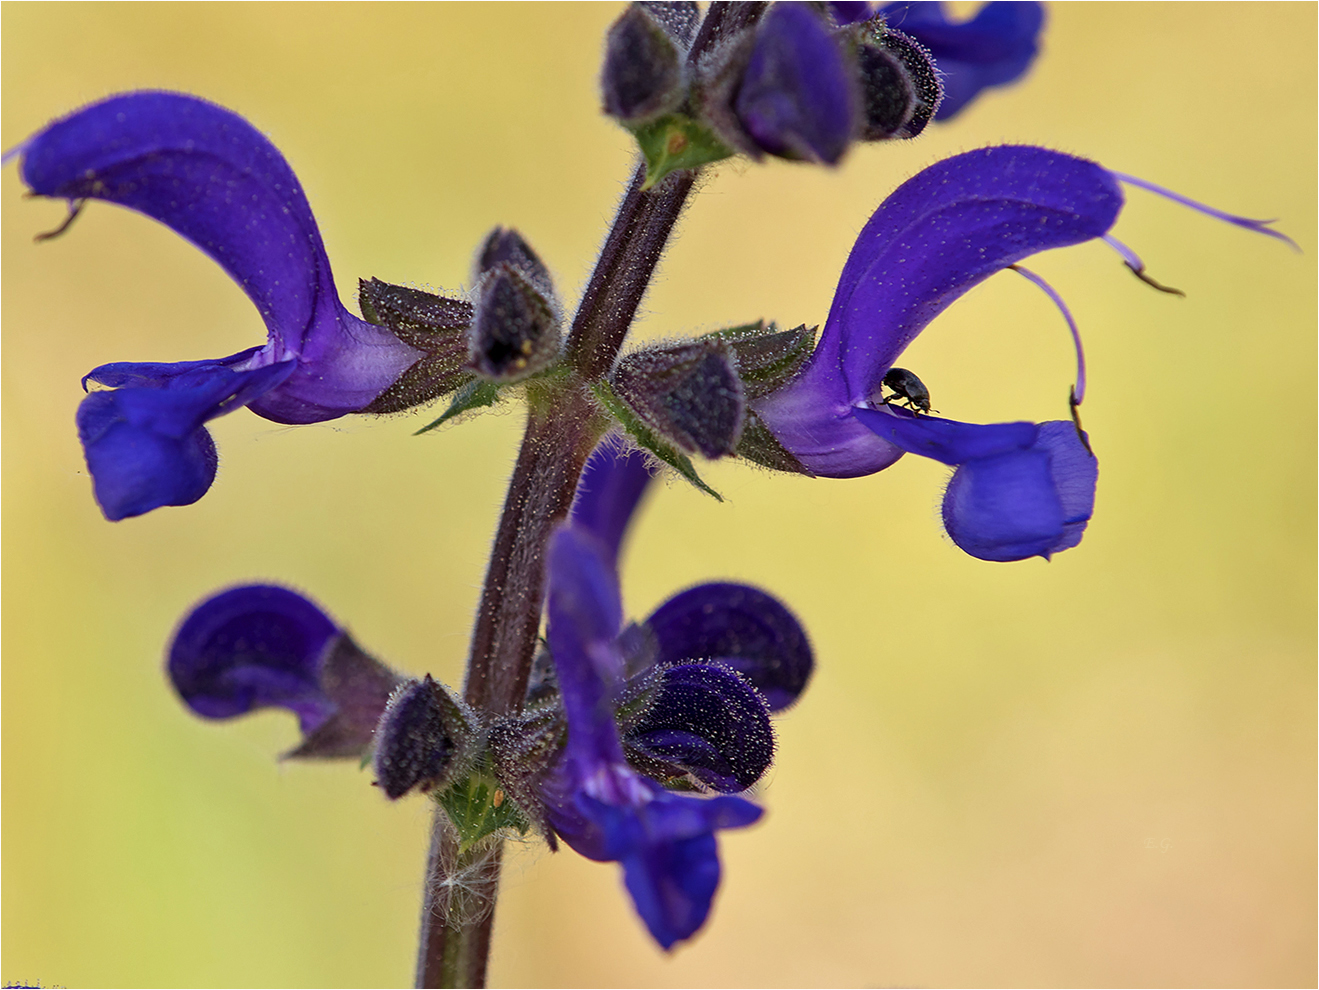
left=632, top=113, right=734, bottom=189
left=413, top=379, right=503, bottom=435
left=436, top=765, right=531, bottom=854
left=590, top=379, right=723, bottom=501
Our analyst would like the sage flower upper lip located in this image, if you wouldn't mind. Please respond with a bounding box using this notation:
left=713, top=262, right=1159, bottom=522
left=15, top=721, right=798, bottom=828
left=18, top=90, right=423, bottom=519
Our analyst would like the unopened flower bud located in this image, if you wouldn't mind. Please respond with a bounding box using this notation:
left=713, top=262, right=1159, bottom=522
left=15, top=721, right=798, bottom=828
left=475, top=226, right=554, bottom=297
left=468, top=256, right=561, bottom=382
left=856, top=26, right=942, bottom=140
left=612, top=339, right=745, bottom=459
left=374, top=675, right=474, bottom=800
left=638, top=1, right=699, bottom=48
left=724, top=2, right=860, bottom=165
left=602, top=4, right=689, bottom=125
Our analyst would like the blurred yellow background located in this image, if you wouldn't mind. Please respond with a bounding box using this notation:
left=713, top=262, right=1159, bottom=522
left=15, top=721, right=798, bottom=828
left=2, top=3, right=1314, bottom=987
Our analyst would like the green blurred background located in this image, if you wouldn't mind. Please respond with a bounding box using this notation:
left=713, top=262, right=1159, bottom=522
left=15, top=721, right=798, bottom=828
left=2, top=3, right=1314, bottom=987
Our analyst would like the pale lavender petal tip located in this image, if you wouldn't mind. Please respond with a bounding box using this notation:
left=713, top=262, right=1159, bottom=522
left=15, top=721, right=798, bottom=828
left=1113, top=171, right=1300, bottom=252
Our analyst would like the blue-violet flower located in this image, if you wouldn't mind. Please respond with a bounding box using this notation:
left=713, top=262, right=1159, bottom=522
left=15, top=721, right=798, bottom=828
left=753, top=144, right=1288, bottom=561
left=17, top=91, right=423, bottom=520
left=534, top=443, right=813, bottom=947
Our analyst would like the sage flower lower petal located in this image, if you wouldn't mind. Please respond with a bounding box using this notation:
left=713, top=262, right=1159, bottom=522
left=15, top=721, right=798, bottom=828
left=856, top=407, right=1097, bottom=561
left=78, top=355, right=295, bottom=520
left=942, top=420, right=1098, bottom=561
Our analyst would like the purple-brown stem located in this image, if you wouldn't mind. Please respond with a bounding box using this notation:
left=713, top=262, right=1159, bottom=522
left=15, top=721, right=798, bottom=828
left=414, top=5, right=765, bottom=986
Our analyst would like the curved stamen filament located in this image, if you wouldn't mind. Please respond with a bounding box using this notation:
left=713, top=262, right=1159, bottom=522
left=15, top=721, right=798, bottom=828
left=1008, top=263, right=1086, bottom=405
left=1113, top=172, right=1301, bottom=251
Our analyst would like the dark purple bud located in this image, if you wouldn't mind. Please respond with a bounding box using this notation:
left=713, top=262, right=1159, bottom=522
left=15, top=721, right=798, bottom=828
left=373, top=675, right=473, bottom=800
left=855, top=26, right=942, bottom=139
left=167, top=584, right=405, bottom=759
left=603, top=4, right=688, bottom=125
left=611, top=340, right=745, bottom=459
left=474, top=227, right=554, bottom=297
left=731, top=2, right=859, bottom=164
left=639, top=1, right=700, bottom=47
left=358, top=278, right=473, bottom=414
left=625, top=663, right=774, bottom=793
left=645, top=583, right=813, bottom=712
left=468, top=264, right=561, bottom=382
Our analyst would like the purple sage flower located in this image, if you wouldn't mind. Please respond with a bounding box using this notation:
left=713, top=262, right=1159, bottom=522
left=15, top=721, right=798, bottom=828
left=535, top=442, right=814, bottom=947
left=16, top=92, right=423, bottom=520
left=537, top=524, right=763, bottom=949
left=168, top=584, right=405, bottom=760
left=753, top=144, right=1290, bottom=561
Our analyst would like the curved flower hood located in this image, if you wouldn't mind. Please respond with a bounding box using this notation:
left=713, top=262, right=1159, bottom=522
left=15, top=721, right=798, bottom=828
left=19, top=91, right=422, bottom=518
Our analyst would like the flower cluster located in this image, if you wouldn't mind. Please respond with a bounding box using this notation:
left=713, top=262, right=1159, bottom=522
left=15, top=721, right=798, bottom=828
left=10, top=0, right=1296, bottom=972
left=602, top=0, right=1044, bottom=183
left=165, top=443, right=813, bottom=948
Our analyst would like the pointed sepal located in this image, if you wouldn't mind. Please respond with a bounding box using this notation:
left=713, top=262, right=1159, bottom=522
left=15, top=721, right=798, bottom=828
left=357, top=278, right=474, bottom=413
left=611, top=340, right=746, bottom=459
left=632, top=113, right=735, bottom=189
left=590, top=380, right=723, bottom=501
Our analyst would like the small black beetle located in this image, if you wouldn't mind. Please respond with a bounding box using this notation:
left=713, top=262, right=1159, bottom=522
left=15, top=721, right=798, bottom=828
left=880, top=367, right=932, bottom=414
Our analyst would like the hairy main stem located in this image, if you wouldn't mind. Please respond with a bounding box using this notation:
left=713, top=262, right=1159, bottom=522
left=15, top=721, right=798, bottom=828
left=414, top=5, right=764, bottom=986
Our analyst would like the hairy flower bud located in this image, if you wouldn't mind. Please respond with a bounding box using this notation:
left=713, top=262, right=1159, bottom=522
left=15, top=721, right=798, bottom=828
left=856, top=25, right=942, bottom=140
left=602, top=4, right=689, bottom=125
left=374, top=675, right=475, bottom=800
left=468, top=228, right=562, bottom=381
left=725, top=2, right=860, bottom=165
left=474, top=226, right=553, bottom=296
left=612, top=339, right=745, bottom=459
